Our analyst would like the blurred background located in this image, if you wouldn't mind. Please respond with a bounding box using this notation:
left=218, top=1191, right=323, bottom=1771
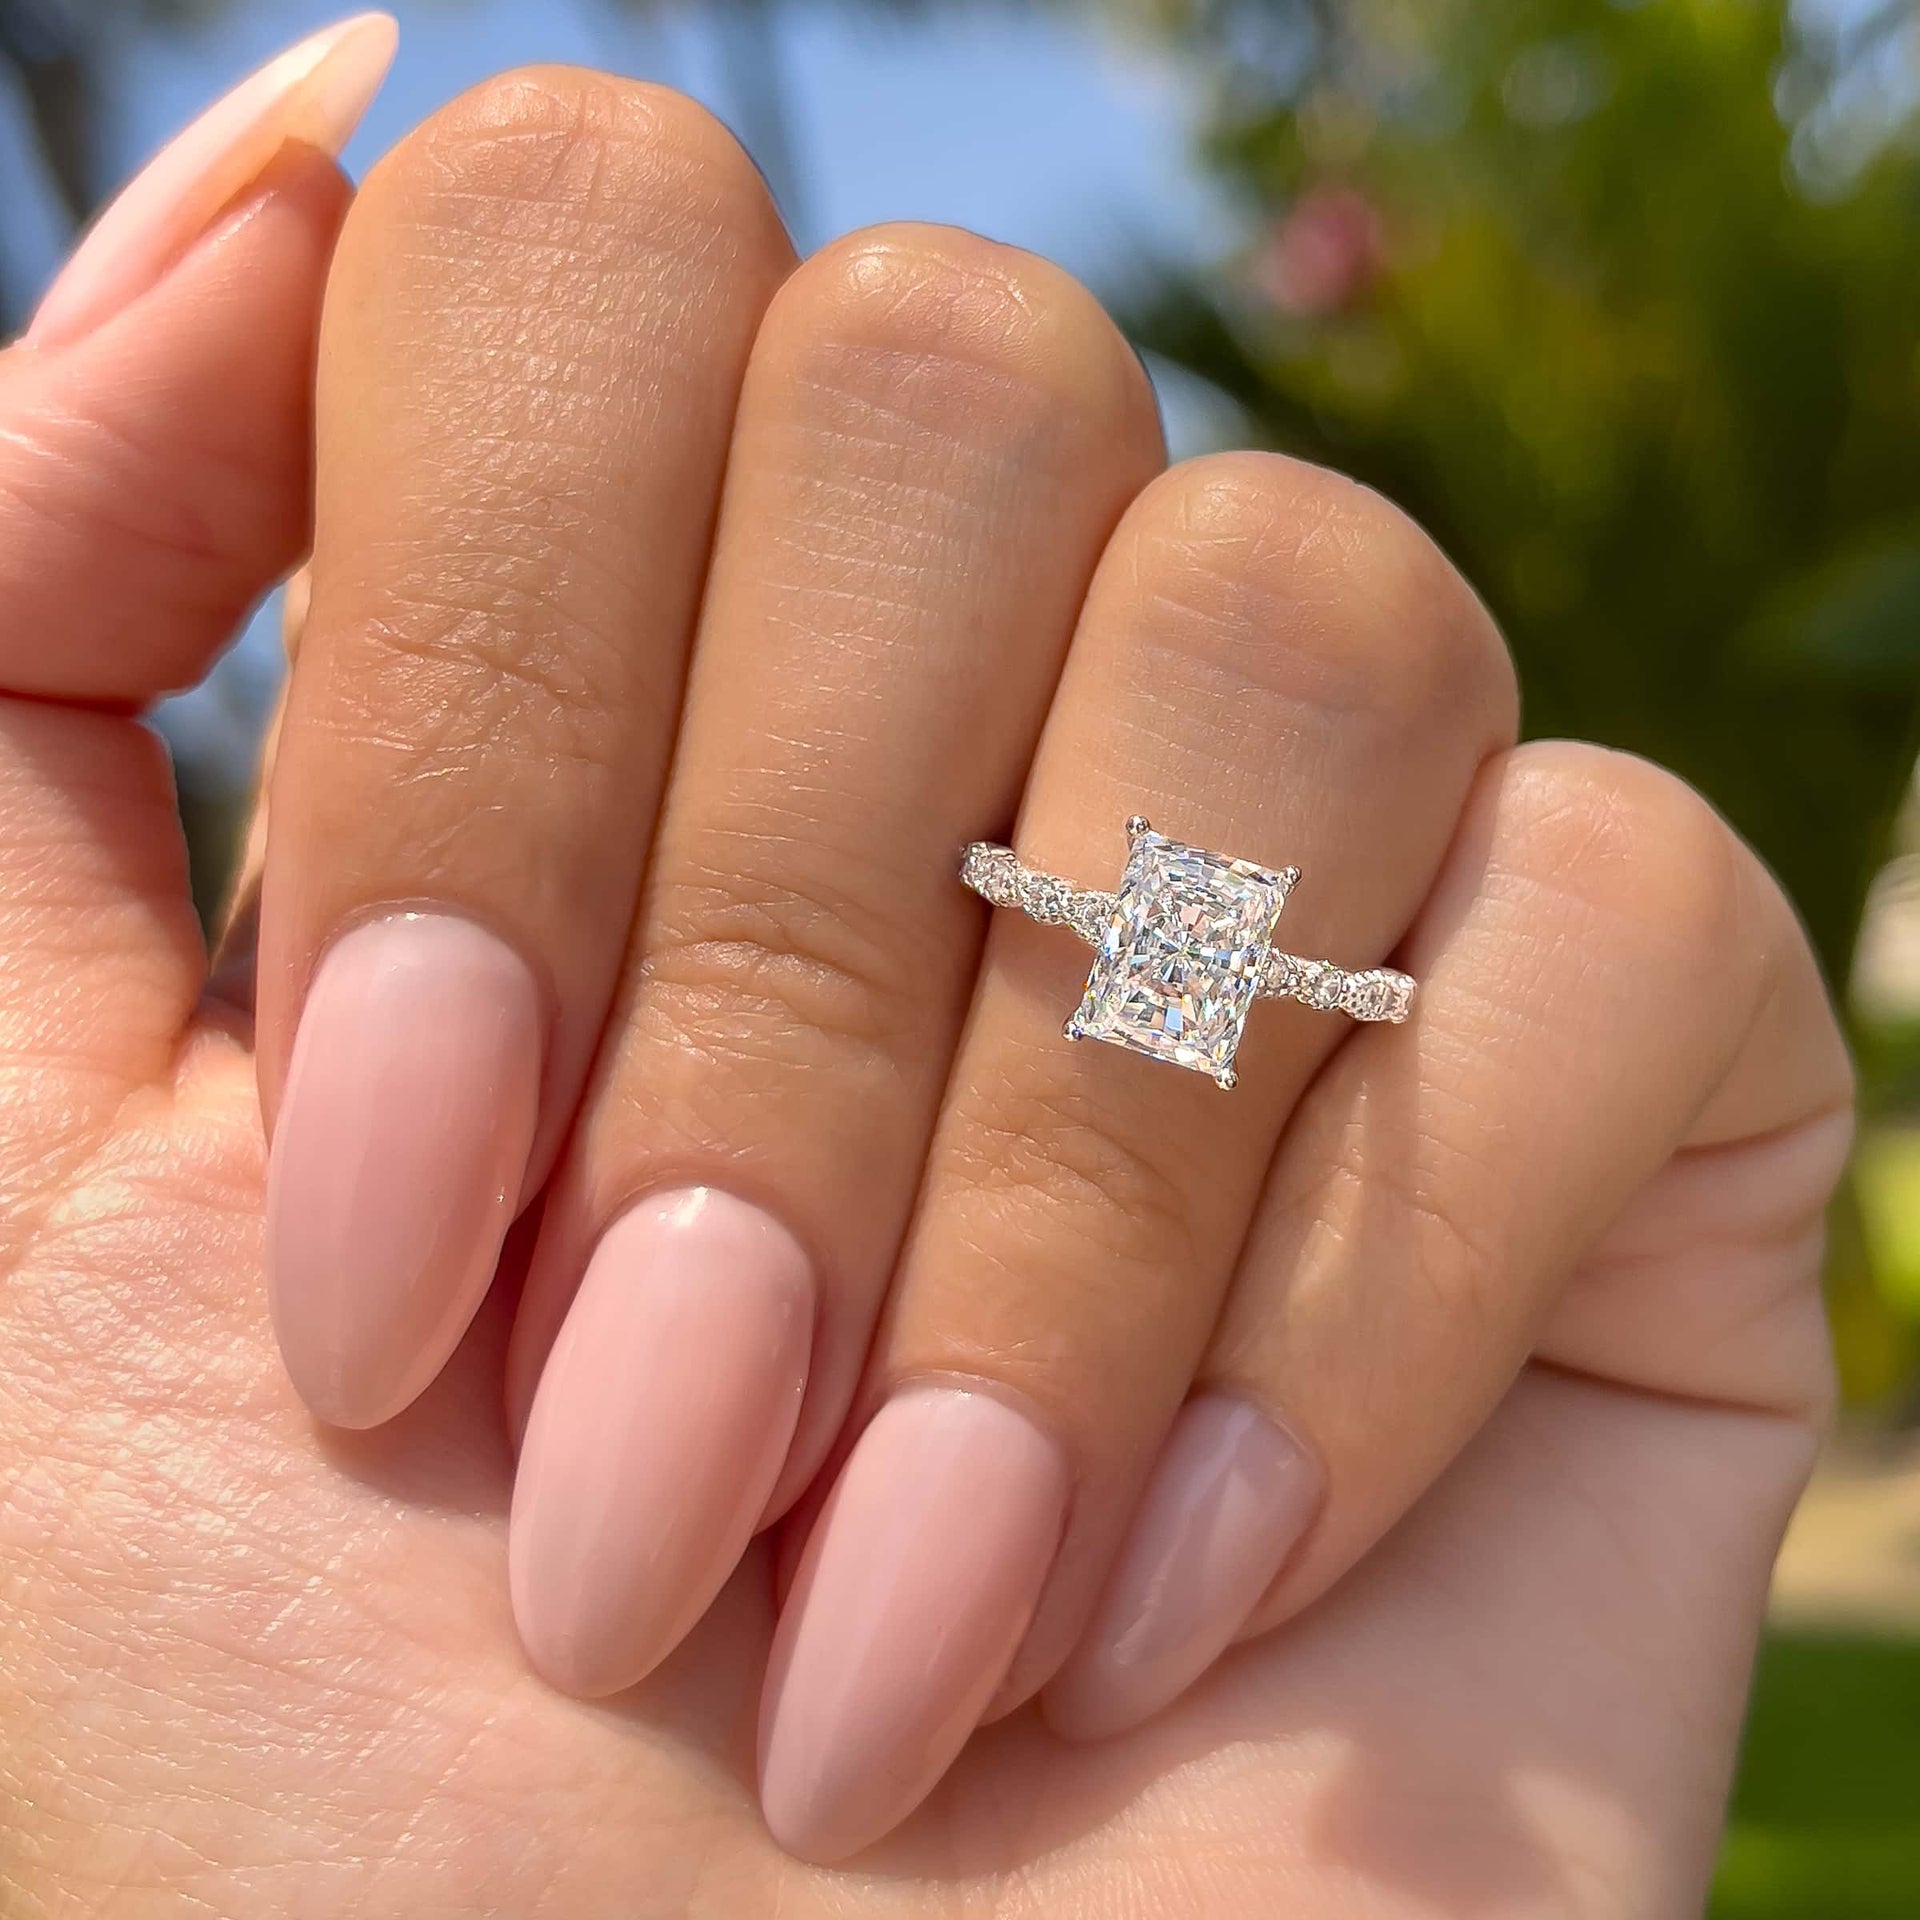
left=5, top=0, right=1919, bottom=1908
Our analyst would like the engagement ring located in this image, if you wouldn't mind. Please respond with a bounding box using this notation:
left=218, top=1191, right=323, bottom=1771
left=961, top=816, right=1414, bottom=1090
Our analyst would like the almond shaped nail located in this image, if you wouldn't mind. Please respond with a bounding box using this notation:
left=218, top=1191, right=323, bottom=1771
left=266, top=912, right=542, bottom=1429
left=757, top=1385, right=1069, bottom=1863
left=1044, top=1394, right=1322, bottom=1742
left=27, top=11, right=398, bottom=349
left=510, top=1189, right=814, bottom=1697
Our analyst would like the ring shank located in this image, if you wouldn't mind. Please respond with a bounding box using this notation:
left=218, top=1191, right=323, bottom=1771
left=960, top=842, right=1415, bottom=1024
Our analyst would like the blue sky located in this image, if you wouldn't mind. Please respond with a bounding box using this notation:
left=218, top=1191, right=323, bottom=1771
left=9, top=0, right=1231, bottom=324
left=1, top=0, right=1238, bottom=776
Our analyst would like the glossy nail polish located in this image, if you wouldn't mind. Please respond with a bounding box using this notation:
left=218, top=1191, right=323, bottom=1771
left=1044, top=1394, right=1322, bottom=1741
left=267, top=912, right=542, bottom=1429
left=758, top=1385, right=1069, bottom=1863
left=26, top=11, right=397, bottom=349
left=510, top=1189, right=814, bottom=1697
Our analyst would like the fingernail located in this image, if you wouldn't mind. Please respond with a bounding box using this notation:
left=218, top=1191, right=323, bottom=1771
left=510, top=1190, right=814, bottom=1697
left=25, top=12, right=397, bottom=349
left=267, top=913, right=542, bottom=1429
left=1043, top=1395, right=1321, bottom=1742
left=758, top=1385, right=1069, bottom=1863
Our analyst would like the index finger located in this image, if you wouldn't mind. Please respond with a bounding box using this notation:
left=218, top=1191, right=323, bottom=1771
left=260, top=70, right=793, bottom=1426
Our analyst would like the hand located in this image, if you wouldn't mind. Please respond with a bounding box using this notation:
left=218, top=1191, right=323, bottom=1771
left=0, top=26, right=1852, bottom=1913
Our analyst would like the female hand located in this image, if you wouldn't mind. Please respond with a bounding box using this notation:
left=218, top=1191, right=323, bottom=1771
left=0, top=22, right=1852, bottom=1909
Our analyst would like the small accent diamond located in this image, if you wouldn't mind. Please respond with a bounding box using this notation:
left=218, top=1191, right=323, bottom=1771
left=1345, top=969, right=1413, bottom=1023
left=1019, top=872, right=1072, bottom=924
left=961, top=843, right=1020, bottom=908
left=1263, top=950, right=1302, bottom=997
left=1297, top=960, right=1347, bottom=1012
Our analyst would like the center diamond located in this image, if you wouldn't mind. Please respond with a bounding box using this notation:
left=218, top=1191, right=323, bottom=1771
left=1067, top=829, right=1292, bottom=1088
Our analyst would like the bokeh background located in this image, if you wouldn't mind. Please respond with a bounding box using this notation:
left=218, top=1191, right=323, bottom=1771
left=5, top=0, right=1919, bottom=1908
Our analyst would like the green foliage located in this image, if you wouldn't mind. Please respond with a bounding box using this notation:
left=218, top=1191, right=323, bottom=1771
left=1119, top=0, right=1920, bottom=986
left=1713, top=1629, right=1920, bottom=1916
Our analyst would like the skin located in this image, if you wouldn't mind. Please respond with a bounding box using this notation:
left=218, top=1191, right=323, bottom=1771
left=0, top=66, right=1851, bottom=1917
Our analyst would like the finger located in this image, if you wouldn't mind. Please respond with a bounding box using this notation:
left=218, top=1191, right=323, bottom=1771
left=931, top=1371, right=1811, bottom=1913
left=0, top=22, right=383, bottom=1199
left=259, top=71, right=794, bottom=1428
left=0, top=15, right=387, bottom=702
left=756, top=455, right=1516, bottom=1862
left=505, top=225, right=1163, bottom=1696
left=1043, top=742, right=1849, bottom=1739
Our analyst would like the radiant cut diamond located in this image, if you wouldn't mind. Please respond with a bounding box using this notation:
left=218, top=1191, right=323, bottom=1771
left=1066, top=830, right=1292, bottom=1087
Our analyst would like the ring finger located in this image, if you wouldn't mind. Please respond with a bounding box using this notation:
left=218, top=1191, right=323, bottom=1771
left=757, top=450, right=1517, bottom=1862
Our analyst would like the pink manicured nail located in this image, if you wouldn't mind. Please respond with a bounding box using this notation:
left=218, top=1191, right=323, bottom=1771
left=25, top=12, right=397, bottom=349
left=1043, top=1394, right=1322, bottom=1742
left=267, top=913, right=542, bottom=1429
left=758, top=1385, right=1069, bottom=1863
left=510, top=1190, right=814, bottom=1697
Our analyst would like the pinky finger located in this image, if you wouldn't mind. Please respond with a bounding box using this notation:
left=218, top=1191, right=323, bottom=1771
left=1044, top=740, right=1852, bottom=1740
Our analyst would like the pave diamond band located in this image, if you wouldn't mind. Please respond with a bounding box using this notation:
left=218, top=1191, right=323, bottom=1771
left=960, top=820, right=1414, bottom=1089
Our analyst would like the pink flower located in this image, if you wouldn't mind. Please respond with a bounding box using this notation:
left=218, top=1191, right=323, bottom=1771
left=1254, top=186, right=1384, bottom=317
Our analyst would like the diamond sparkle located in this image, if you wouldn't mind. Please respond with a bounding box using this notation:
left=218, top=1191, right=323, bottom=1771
left=958, top=823, right=1415, bottom=1076
left=1065, top=829, right=1292, bottom=1088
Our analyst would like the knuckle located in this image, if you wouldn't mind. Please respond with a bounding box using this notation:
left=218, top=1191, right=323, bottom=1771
left=1495, top=741, right=1747, bottom=966
left=317, top=74, right=789, bottom=799
left=639, top=841, right=935, bottom=1065
left=342, top=73, right=788, bottom=397
left=1224, top=1113, right=1512, bottom=1418
left=945, top=1075, right=1200, bottom=1270
left=1117, top=451, right=1516, bottom=736
left=371, top=68, right=778, bottom=261
left=1273, top=1084, right=1510, bottom=1339
left=766, top=222, right=1156, bottom=456
left=1339, top=1114, right=1508, bottom=1337
left=332, top=587, right=631, bottom=778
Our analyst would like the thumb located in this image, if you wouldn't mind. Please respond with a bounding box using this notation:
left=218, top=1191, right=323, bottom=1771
left=0, top=12, right=395, bottom=703
left=0, top=15, right=395, bottom=1143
